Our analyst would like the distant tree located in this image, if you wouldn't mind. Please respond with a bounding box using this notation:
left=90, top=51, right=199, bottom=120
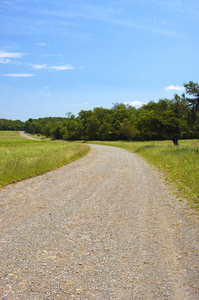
left=112, top=102, right=127, bottom=111
left=78, top=110, right=95, bottom=139
left=112, top=108, right=130, bottom=123
left=0, top=119, right=24, bottom=131
left=136, top=101, right=164, bottom=141
left=51, top=126, right=62, bottom=140
left=119, top=119, right=136, bottom=141
left=137, top=109, right=163, bottom=141
left=161, top=111, right=183, bottom=146
left=2, top=82, right=197, bottom=142
left=43, top=124, right=51, bottom=138
left=66, top=118, right=83, bottom=140
left=66, top=112, right=75, bottom=120
left=85, top=116, right=100, bottom=140
left=136, top=97, right=187, bottom=145
left=184, top=81, right=199, bottom=114
left=97, top=121, right=114, bottom=140
left=60, top=125, right=69, bottom=140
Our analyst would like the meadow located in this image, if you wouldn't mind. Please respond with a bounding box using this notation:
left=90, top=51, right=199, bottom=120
left=90, top=140, right=199, bottom=210
left=1, top=131, right=198, bottom=210
left=0, top=131, right=89, bottom=187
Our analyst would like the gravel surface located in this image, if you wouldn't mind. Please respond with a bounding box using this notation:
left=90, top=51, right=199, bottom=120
left=20, top=131, right=41, bottom=140
left=0, top=144, right=198, bottom=299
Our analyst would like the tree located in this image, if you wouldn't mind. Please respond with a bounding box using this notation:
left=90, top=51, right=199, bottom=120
left=51, top=126, right=62, bottom=140
left=67, top=118, right=83, bottom=140
left=136, top=97, right=187, bottom=145
left=136, top=110, right=163, bottom=141
left=97, top=121, right=114, bottom=140
left=66, top=112, right=75, bottom=120
left=120, top=119, right=137, bottom=141
left=85, top=116, right=100, bottom=140
left=43, top=124, right=51, bottom=138
left=0, top=119, right=24, bottom=130
left=184, top=81, right=199, bottom=114
left=161, top=111, right=183, bottom=146
left=183, top=81, right=199, bottom=138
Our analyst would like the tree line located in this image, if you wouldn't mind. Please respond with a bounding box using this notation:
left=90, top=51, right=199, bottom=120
left=1, top=81, right=198, bottom=145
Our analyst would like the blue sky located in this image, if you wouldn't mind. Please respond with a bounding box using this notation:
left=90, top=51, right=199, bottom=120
left=0, top=0, right=199, bottom=121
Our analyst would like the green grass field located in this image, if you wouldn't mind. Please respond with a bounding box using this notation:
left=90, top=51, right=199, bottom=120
left=1, top=131, right=198, bottom=210
left=90, top=140, right=199, bottom=210
left=0, top=131, right=90, bottom=187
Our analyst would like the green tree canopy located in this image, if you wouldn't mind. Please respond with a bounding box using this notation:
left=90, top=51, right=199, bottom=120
left=184, top=81, right=199, bottom=114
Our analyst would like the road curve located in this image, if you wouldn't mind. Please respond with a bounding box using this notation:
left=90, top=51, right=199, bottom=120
left=0, top=144, right=198, bottom=299
left=20, top=131, right=41, bottom=140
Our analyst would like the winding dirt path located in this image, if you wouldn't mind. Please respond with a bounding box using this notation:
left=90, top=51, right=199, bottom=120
left=0, top=144, right=198, bottom=299
left=20, top=131, right=41, bottom=140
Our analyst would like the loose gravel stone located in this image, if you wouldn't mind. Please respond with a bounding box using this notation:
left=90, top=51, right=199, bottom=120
left=0, top=144, right=198, bottom=299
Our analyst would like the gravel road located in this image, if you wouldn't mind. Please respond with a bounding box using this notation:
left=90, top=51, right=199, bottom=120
left=20, top=131, right=41, bottom=140
left=0, top=144, right=198, bottom=299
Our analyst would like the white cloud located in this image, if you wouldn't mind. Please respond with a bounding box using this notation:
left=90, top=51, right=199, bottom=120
left=124, top=101, right=143, bottom=107
left=2, top=73, right=35, bottom=77
left=0, top=51, right=24, bottom=59
left=31, top=64, right=47, bottom=70
left=49, top=65, right=75, bottom=70
left=30, top=64, right=75, bottom=71
left=165, top=85, right=185, bottom=91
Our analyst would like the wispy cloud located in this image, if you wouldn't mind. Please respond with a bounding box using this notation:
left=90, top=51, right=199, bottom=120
left=31, top=64, right=75, bottom=71
left=165, top=85, right=185, bottom=91
left=31, top=64, right=47, bottom=70
left=1, top=2, right=182, bottom=38
left=108, top=17, right=180, bottom=37
left=38, top=4, right=179, bottom=37
left=2, top=73, right=35, bottom=77
left=0, top=51, right=25, bottom=66
left=50, top=65, right=75, bottom=70
left=0, top=51, right=24, bottom=59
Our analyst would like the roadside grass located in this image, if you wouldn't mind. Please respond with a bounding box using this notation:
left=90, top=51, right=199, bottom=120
left=0, top=130, right=26, bottom=141
left=24, top=132, right=51, bottom=141
left=89, top=140, right=199, bottom=210
left=0, top=131, right=90, bottom=187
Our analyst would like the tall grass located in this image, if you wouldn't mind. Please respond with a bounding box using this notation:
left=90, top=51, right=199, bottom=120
left=90, top=140, right=199, bottom=209
left=0, top=131, right=90, bottom=187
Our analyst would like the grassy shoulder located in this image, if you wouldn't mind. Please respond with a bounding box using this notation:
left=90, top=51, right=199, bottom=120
left=24, top=132, right=51, bottom=141
left=0, top=131, right=90, bottom=187
left=89, top=140, right=199, bottom=210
